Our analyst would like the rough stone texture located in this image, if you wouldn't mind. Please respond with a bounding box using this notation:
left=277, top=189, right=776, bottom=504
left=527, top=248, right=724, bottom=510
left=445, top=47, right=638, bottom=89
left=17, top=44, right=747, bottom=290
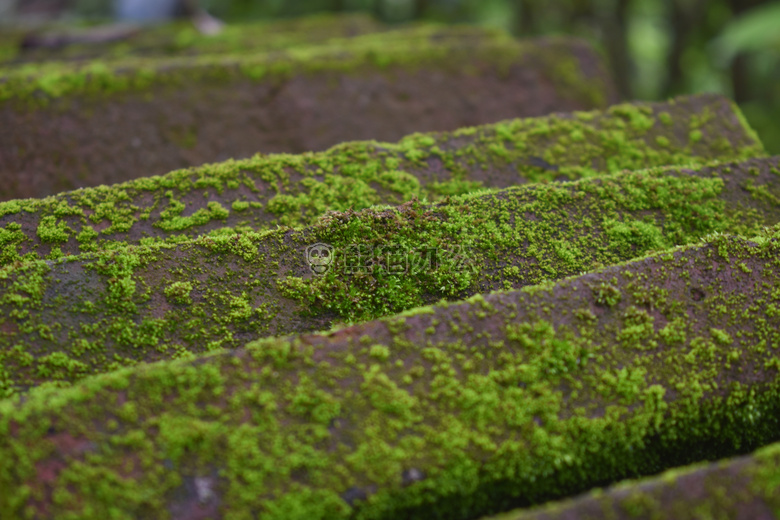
left=1, top=156, right=778, bottom=397
left=1, top=12, right=386, bottom=65
left=0, top=15, right=777, bottom=518
left=1, top=221, right=780, bottom=519
left=486, top=442, right=780, bottom=520
left=0, top=30, right=619, bottom=201
left=0, top=93, right=764, bottom=265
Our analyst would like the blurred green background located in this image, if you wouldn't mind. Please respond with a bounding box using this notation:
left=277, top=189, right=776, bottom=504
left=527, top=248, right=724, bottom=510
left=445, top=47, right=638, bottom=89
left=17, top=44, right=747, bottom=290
left=4, top=0, right=780, bottom=152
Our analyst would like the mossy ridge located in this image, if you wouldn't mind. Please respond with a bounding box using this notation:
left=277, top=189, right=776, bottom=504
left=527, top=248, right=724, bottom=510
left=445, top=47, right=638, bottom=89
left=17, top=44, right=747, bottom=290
left=1, top=12, right=388, bottom=65
left=0, top=94, right=764, bottom=265
left=2, top=156, right=779, bottom=397
left=486, top=438, right=780, bottom=520
left=3, top=20, right=510, bottom=71
left=2, top=223, right=780, bottom=519
left=127, top=21, right=505, bottom=62
left=0, top=26, right=553, bottom=106
left=0, top=34, right=620, bottom=202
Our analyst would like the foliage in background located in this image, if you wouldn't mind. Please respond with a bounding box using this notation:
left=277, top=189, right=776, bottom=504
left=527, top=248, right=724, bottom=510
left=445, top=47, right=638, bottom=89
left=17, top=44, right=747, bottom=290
left=5, top=0, right=780, bottom=152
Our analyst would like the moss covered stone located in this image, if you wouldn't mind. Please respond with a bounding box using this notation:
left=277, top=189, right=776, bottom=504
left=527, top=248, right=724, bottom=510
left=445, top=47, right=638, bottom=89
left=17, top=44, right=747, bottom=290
left=1, top=12, right=385, bottom=65
left=488, top=438, right=780, bottom=520
left=0, top=29, right=618, bottom=200
left=1, top=221, right=780, bottom=519
left=1, top=156, right=778, bottom=396
left=0, top=93, right=763, bottom=263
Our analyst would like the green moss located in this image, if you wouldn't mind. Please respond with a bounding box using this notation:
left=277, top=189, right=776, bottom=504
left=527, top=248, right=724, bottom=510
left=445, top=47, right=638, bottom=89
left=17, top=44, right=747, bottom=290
left=36, top=215, right=71, bottom=243
left=0, top=26, right=587, bottom=108
left=0, top=222, right=26, bottom=264
left=369, top=345, right=391, bottom=361
left=711, top=328, right=733, bottom=346
left=0, top=94, right=765, bottom=268
left=592, top=282, right=621, bottom=307
left=1, top=224, right=780, bottom=519
left=76, top=225, right=98, bottom=243
left=604, top=217, right=668, bottom=256
left=608, top=103, right=655, bottom=132
left=164, top=281, right=193, bottom=305
left=157, top=197, right=231, bottom=231
left=617, top=306, right=656, bottom=350
left=660, top=317, right=687, bottom=346
left=2, top=157, right=779, bottom=395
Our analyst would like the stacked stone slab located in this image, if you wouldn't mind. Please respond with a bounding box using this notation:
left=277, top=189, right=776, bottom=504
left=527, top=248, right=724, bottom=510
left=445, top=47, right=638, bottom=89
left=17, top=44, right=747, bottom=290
left=0, top=93, right=762, bottom=264
left=1, top=14, right=779, bottom=519
left=1, top=156, right=779, bottom=398
left=487, top=441, right=780, bottom=520
left=0, top=27, right=617, bottom=200
left=1, top=223, right=780, bottom=519
left=0, top=12, right=386, bottom=65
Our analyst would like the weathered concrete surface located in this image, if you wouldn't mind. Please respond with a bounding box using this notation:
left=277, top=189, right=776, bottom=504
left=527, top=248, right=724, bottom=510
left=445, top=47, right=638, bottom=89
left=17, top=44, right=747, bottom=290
left=0, top=94, right=764, bottom=265
left=1, top=156, right=778, bottom=396
left=0, top=30, right=618, bottom=200
left=1, top=220, right=780, bottom=519
left=486, top=442, right=780, bottom=520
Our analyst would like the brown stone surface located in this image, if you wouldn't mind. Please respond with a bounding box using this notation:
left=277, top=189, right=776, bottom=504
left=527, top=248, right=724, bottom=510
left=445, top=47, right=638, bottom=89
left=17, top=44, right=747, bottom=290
left=1, top=156, right=778, bottom=396
left=0, top=34, right=617, bottom=200
left=1, top=219, right=780, bottom=519
left=0, top=93, right=762, bottom=266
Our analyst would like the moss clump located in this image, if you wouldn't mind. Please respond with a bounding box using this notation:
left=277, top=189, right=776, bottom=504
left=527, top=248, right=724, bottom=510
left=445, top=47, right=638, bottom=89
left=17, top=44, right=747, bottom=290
left=164, top=281, right=193, bottom=305
left=157, top=200, right=230, bottom=231
left=1, top=222, right=779, bottom=519
left=604, top=217, right=666, bottom=255
left=0, top=221, right=26, bottom=264
left=0, top=93, right=765, bottom=266
left=592, top=282, right=622, bottom=307
left=35, top=215, right=71, bottom=244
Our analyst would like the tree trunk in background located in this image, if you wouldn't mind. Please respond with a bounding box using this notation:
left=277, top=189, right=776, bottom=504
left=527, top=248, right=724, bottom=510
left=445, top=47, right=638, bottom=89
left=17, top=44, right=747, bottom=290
left=567, top=0, right=595, bottom=32
left=662, top=0, right=708, bottom=98
left=731, top=53, right=751, bottom=103
left=512, top=0, right=536, bottom=37
left=725, top=0, right=768, bottom=104
left=601, top=0, right=631, bottom=100
left=414, top=0, right=429, bottom=19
